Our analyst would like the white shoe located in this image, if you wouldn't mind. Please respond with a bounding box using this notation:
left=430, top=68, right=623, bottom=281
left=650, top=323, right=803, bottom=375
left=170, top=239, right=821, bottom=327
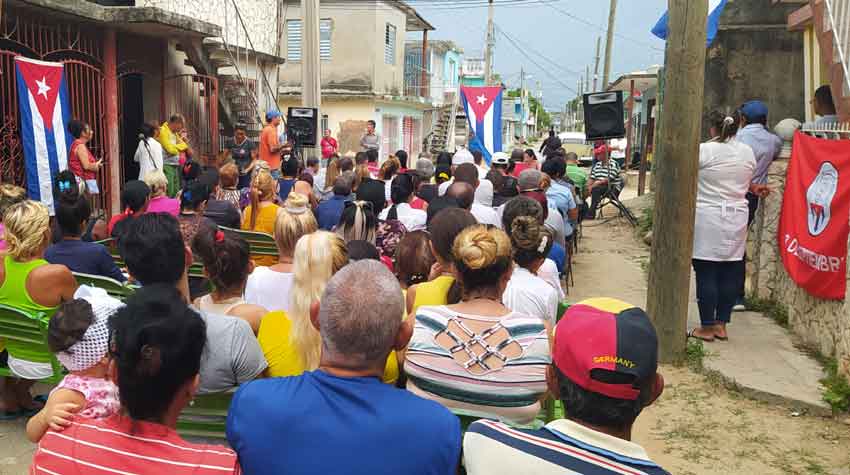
left=732, top=303, right=746, bottom=312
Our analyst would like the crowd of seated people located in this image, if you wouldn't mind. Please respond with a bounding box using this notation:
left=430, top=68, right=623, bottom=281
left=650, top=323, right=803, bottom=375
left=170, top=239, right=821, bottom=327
left=0, top=140, right=668, bottom=474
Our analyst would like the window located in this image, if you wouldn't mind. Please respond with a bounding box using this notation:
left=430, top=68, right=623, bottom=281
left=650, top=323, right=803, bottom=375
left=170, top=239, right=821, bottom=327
left=286, top=19, right=302, bottom=62
left=287, top=19, right=332, bottom=62
left=385, top=23, right=396, bottom=65
left=321, top=114, right=329, bottom=134
left=320, top=19, right=332, bottom=61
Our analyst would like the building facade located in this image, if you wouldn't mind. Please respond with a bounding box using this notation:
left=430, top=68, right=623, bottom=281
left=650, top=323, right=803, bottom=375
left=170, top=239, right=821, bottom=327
left=277, top=0, right=433, bottom=160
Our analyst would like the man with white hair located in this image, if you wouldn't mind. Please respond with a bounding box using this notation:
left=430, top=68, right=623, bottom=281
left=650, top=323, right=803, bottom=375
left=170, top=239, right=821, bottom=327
left=226, top=260, right=462, bottom=475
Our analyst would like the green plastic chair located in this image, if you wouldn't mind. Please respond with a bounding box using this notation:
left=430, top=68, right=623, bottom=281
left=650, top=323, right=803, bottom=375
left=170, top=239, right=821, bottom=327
left=557, top=301, right=572, bottom=323
left=73, top=272, right=137, bottom=300
left=0, top=304, right=64, bottom=384
left=221, top=227, right=279, bottom=261
left=176, top=392, right=233, bottom=439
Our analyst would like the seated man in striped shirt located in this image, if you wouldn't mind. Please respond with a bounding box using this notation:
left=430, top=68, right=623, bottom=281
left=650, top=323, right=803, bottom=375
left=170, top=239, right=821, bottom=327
left=31, top=284, right=241, bottom=475
left=463, top=298, right=669, bottom=475
left=585, top=143, right=623, bottom=220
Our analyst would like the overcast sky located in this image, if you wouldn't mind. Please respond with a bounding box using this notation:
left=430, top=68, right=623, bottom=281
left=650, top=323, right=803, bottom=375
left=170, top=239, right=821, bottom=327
left=409, top=0, right=669, bottom=110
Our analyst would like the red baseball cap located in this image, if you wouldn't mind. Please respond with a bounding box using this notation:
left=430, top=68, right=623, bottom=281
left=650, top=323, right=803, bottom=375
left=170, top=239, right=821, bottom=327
left=593, top=143, right=609, bottom=155
left=553, top=298, right=658, bottom=401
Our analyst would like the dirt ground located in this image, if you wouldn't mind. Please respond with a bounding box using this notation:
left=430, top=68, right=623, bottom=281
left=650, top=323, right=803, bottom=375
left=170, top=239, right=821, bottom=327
left=570, top=199, right=850, bottom=475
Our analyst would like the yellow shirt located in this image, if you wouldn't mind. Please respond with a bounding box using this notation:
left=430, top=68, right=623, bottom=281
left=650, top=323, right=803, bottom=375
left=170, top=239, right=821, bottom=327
left=157, top=122, right=188, bottom=157
left=258, top=311, right=399, bottom=384
left=241, top=204, right=280, bottom=267
left=410, top=275, right=455, bottom=315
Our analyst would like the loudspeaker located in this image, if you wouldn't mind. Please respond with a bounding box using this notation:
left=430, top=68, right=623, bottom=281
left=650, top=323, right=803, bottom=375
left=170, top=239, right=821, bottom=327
left=583, top=91, right=625, bottom=141
left=286, top=107, right=318, bottom=147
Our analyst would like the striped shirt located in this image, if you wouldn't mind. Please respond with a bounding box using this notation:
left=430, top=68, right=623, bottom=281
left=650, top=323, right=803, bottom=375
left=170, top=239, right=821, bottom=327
left=590, top=160, right=622, bottom=189
left=464, top=419, right=670, bottom=475
left=31, top=415, right=241, bottom=475
left=404, top=305, right=550, bottom=424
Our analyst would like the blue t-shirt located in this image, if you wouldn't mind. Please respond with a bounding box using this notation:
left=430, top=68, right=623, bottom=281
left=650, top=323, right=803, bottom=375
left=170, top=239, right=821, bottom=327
left=315, top=195, right=349, bottom=231
left=548, top=242, right=566, bottom=275
left=226, top=370, right=461, bottom=475
left=278, top=178, right=297, bottom=202
left=45, top=239, right=126, bottom=282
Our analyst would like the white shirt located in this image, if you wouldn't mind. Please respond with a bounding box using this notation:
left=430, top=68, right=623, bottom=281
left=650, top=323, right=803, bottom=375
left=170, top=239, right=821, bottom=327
left=693, top=139, right=756, bottom=261
left=471, top=202, right=502, bottom=228
left=134, top=137, right=163, bottom=181
left=379, top=202, right=427, bottom=231
left=244, top=266, right=294, bottom=313
left=503, top=266, right=559, bottom=327
left=537, top=258, right=565, bottom=301
left=438, top=180, right=453, bottom=196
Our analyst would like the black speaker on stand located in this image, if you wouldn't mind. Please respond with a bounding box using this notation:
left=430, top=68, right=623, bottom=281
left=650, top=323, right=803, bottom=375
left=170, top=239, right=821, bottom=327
left=286, top=107, right=318, bottom=161
left=583, top=91, right=625, bottom=141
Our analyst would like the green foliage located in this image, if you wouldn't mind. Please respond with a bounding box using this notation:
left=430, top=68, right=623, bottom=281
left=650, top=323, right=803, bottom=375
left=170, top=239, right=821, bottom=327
left=683, top=339, right=706, bottom=370
left=820, top=358, right=850, bottom=413
left=638, top=206, right=654, bottom=237
left=744, top=296, right=789, bottom=328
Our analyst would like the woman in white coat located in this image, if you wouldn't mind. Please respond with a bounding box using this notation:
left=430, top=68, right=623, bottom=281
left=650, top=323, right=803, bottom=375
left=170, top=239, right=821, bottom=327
left=689, top=110, right=769, bottom=342
left=134, top=122, right=164, bottom=181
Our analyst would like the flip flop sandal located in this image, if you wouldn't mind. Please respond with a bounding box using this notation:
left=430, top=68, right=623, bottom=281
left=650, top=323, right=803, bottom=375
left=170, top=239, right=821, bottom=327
left=33, top=395, right=48, bottom=404
left=687, top=328, right=715, bottom=343
left=714, top=335, right=729, bottom=341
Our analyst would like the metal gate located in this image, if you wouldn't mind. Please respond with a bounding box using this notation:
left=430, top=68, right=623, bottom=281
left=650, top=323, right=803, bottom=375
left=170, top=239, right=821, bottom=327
left=162, top=74, right=219, bottom=166
left=0, top=10, right=111, bottom=211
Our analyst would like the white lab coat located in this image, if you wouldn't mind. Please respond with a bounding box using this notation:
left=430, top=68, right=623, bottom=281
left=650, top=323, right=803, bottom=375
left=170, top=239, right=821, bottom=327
left=693, top=139, right=756, bottom=261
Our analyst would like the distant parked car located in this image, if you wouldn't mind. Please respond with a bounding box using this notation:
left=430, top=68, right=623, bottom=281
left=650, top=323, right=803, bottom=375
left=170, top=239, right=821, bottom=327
left=558, top=131, right=593, bottom=166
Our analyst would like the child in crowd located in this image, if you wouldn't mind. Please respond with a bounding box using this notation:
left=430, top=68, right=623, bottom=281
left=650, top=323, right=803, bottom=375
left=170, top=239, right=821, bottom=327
left=26, top=288, right=123, bottom=442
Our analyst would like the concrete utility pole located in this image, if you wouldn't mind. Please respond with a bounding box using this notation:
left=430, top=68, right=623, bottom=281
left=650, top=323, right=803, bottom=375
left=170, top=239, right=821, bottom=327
left=602, top=0, right=617, bottom=90
left=484, top=0, right=495, bottom=86
left=593, top=37, right=601, bottom=92
left=302, top=0, right=321, bottom=150
left=646, top=0, right=708, bottom=364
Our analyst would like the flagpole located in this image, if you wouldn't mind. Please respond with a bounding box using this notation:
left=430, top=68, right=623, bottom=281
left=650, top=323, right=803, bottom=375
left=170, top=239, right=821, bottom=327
left=646, top=0, right=708, bottom=363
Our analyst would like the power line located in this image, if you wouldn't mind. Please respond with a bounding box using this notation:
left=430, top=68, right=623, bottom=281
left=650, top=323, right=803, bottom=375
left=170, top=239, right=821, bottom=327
left=495, top=26, right=578, bottom=96
left=543, top=1, right=665, bottom=53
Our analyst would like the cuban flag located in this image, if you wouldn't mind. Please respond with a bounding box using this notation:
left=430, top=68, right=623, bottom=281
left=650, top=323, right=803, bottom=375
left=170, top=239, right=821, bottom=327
left=460, top=86, right=502, bottom=165
left=14, top=56, right=72, bottom=211
left=651, top=0, right=728, bottom=48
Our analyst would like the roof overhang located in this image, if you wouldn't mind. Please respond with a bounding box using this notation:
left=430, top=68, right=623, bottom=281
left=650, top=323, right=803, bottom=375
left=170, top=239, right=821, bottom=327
left=786, top=4, right=813, bottom=31
left=395, top=1, right=435, bottom=32
left=606, top=73, right=658, bottom=93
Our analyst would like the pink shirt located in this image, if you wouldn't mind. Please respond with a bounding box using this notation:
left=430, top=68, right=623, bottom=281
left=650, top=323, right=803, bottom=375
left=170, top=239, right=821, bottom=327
left=146, top=195, right=180, bottom=216
left=51, top=374, right=120, bottom=419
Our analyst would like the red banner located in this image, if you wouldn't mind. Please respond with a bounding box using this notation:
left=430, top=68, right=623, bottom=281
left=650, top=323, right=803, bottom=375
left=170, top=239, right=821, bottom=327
left=778, top=131, right=850, bottom=300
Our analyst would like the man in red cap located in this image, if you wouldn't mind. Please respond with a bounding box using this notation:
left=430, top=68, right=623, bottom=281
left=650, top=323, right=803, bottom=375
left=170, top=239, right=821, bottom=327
left=585, top=142, right=622, bottom=219
left=463, top=298, right=669, bottom=475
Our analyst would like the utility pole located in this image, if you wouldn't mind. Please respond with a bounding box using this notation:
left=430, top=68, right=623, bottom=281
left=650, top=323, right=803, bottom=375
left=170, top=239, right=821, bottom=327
left=592, top=37, right=601, bottom=92
left=301, top=0, right=321, bottom=153
left=536, top=80, right=542, bottom=136
left=646, top=0, right=708, bottom=364
left=484, top=0, right=495, bottom=85
left=602, top=0, right=617, bottom=90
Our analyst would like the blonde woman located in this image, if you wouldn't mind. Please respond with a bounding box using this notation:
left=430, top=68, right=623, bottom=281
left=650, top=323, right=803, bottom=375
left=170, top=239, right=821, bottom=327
left=405, top=225, right=551, bottom=425
left=256, top=231, right=348, bottom=377
left=245, top=193, right=318, bottom=312
left=0, top=201, right=77, bottom=415
left=242, top=169, right=281, bottom=266
left=0, top=184, right=27, bottom=253
left=143, top=170, right=180, bottom=216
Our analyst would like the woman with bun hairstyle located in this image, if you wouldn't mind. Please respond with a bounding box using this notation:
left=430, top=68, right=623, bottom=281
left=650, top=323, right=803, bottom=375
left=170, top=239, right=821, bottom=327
left=689, top=110, right=765, bottom=343
left=0, top=184, right=28, bottom=253
left=404, top=224, right=551, bottom=424
left=501, top=215, right=558, bottom=326
left=46, top=172, right=126, bottom=281
left=245, top=193, right=317, bottom=313
left=192, top=223, right=267, bottom=334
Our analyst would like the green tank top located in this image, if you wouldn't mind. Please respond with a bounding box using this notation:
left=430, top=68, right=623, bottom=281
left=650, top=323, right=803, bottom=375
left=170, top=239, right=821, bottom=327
left=0, top=255, right=59, bottom=316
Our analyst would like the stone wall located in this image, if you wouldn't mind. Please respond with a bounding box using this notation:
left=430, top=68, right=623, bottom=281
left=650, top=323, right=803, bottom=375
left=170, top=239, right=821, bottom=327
left=750, top=158, right=850, bottom=378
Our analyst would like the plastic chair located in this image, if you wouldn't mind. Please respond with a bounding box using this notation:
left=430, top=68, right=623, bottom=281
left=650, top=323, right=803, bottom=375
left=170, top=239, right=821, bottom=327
left=0, top=305, right=64, bottom=384
left=73, top=272, right=137, bottom=300
left=220, top=227, right=279, bottom=262
left=176, top=392, right=233, bottom=439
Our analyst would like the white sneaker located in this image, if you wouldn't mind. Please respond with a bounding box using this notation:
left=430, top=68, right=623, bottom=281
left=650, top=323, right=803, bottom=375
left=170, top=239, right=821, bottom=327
left=732, top=303, right=746, bottom=312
